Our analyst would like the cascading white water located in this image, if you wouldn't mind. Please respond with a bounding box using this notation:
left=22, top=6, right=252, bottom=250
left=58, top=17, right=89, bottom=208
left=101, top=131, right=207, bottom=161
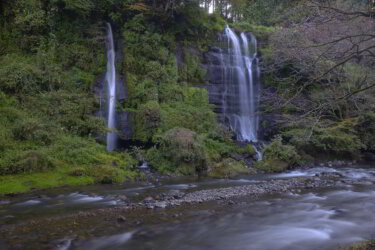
left=223, top=26, right=260, bottom=142
left=106, top=23, right=117, bottom=151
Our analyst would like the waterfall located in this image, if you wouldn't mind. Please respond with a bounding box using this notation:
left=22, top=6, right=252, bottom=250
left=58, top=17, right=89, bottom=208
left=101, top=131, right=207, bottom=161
left=106, top=23, right=117, bottom=151
left=222, top=26, right=260, bottom=142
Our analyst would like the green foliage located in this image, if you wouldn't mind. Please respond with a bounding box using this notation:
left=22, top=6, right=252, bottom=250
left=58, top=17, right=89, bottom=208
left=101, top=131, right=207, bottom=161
left=0, top=54, right=44, bottom=94
left=160, top=101, right=216, bottom=134
left=209, top=158, right=253, bottom=178
left=134, top=101, right=161, bottom=142
left=256, top=137, right=300, bottom=172
left=242, top=0, right=303, bottom=26
left=2, top=151, right=56, bottom=175
left=178, top=49, right=206, bottom=83
left=256, top=159, right=289, bottom=173
left=264, top=137, right=301, bottom=165
left=235, top=144, right=256, bottom=157
left=231, top=23, right=276, bottom=40
left=26, top=91, right=105, bottom=136
left=67, top=167, right=86, bottom=176
left=147, top=128, right=207, bottom=175
left=312, top=119, right=363, bottom=156
left=283, top=119, right=364, bottom=158
left=204, top=138, right=234, bottom=161
left=172, top=7, right=226, bottom=38
left=88, top=165, right=123, bottom=184
left=357, top=112, right=375, bottom=151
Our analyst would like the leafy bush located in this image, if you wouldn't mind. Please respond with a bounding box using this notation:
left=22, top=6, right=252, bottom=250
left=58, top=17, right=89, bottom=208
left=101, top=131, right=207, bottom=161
left=2, top=151, right=56, bottom=175
left=256, top=137, right=300, bottom=172
left=26, top=91, right=105, bottom=136
left=147, top=128, right=207, bottom=175
left=204, top=138, right=234, bottom=161
left=356, top=112, right=375, bottom=151
left=209, top=158, right=254, bottom=178
left=67, top=167, right=86, bottom=176
left=283, top=119, right=364, bottom=158
left=134, top=101, right=161, bottom=142
left=89, top=165, right=122, bottom=184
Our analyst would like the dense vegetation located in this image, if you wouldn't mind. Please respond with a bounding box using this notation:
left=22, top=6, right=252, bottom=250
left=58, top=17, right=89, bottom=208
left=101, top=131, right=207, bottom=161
left=0, top=0, right=374, bottom=194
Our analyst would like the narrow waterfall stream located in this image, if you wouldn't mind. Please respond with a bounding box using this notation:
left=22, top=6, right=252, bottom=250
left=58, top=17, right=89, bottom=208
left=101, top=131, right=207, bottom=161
left=106, top=23, right=117, bottom=152
left=222, top=26, right=260, bottom=143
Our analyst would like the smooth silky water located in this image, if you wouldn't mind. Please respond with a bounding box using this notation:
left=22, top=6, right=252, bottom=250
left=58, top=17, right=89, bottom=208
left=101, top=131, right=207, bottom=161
left=105, top=23, right=117, bottom=152
left=68, top=166, right=375, bottom=250
left=1, top=166, right=375, bottom=249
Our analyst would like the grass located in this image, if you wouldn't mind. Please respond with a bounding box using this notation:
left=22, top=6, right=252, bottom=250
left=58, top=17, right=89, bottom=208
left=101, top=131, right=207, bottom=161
left=0, top=164, right=141, bottom=195
left=0, top=170, right=95, bottom=195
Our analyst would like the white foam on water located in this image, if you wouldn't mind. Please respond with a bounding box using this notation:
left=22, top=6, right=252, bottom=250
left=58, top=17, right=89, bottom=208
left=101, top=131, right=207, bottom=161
left=15, top=199, right=41, bottom=206
left=82, top=232, right=133, bottom=250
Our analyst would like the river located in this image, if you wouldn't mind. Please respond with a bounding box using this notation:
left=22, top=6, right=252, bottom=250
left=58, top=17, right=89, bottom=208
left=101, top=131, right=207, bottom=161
left=1, top=165, right=375, bottom=249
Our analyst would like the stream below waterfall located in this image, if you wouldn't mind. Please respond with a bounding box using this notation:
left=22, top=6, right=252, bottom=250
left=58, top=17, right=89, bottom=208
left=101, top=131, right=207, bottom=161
left=1, top=165, right=375, bottom=249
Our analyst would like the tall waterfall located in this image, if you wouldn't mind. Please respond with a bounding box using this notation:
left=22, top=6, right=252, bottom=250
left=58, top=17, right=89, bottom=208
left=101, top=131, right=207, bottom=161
left=222, top=26, right=260, bottom=142
left=106, top=23, right=117, bottom=151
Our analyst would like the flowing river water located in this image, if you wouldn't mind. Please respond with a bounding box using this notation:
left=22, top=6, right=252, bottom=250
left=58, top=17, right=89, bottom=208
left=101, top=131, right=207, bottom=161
left=1, top=165, right=375, bottom=249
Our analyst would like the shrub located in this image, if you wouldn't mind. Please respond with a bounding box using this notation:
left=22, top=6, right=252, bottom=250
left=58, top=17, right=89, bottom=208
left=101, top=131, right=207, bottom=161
left=147, top=128, right=207, bottom=175
left=256, top=137, right=300, bottom=172
left=204, top=138, right=234, bottom=161
left=12, top=117, right=53, bottom=145
left=356, top=112, right=375, bottom=151
left=5, top=151, right=56, bottom=175
left=312, top=119, right=363, bottom=156
left=67, top=167, right=86, bottom=176
left=209, top=158, right=254, bottom=178
left=89, top=165, right=122, bottom=184
left=134, top=101, right=161, bottom=142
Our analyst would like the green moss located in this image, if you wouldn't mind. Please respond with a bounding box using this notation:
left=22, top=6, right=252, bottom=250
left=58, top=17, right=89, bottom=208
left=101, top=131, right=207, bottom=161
left=231, top=23, right=276, bottom=41
left=0, top=170, right=95, bottom=195
left=255, top=159, right=289, bottom=173
left=235, top=144, right=256, bottom=157
left=209, top=158, right=254, bottom=178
